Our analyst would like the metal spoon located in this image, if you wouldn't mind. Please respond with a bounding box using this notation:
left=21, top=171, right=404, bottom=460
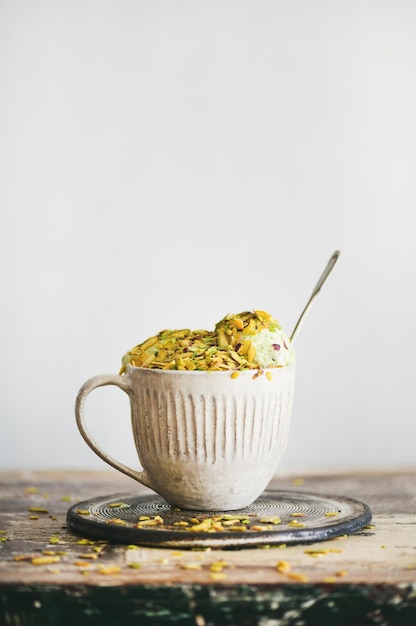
left=290, top=250, right=340, bottom=344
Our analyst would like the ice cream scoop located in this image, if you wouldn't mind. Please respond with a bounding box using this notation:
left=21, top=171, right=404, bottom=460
left=120, top=310, right=294, bottom=373
left=214, top=310, right=295, bottom=368
left=120, top=251, right=340, bottom=373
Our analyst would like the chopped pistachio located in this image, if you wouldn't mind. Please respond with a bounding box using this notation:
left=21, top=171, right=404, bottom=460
left=288, top=520, right=305, bottom=527
left=179, top=562, right=202, bottom=570
left=288, top=572, right=310, bottom=582
left=276, top=560, right=291, bottom=573
left=97, top=566, right=121, bottom=575
left=209, top=560, right=229, bottom=572
left=31, top=556, right=61, bottom=566
left=14, top=554, right=39, bottom=562
left=120, top=310, right=287, bottom=373
left=304, top=549, right=329, bottom=557
left=335, top=570, right=348, bottom=577
left=209, top=572, right=227, bottom=581
left=259, top=516, right=281, bottom=525
left=78, top=553, right=98, bottom=560
left=136, top=515, right=163, bottom=527
left=292, top=478, right=305, bottom=486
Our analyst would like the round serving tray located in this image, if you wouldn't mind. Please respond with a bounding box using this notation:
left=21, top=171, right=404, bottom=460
left=66, top=490, right=372, bottom=549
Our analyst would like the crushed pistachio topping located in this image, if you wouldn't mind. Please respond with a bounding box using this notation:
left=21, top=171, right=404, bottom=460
left=120, top=310, right=294, bottom=373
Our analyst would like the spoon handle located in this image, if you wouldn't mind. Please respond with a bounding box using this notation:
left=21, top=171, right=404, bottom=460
left=290, top=250, right=340, bottom=344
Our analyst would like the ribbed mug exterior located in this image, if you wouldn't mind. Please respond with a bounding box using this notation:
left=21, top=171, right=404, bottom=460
left=129, top=366, right=295, bottom=510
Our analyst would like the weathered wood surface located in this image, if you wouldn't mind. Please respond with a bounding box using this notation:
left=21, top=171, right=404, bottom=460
left=1, top=470, right=416, bottom=625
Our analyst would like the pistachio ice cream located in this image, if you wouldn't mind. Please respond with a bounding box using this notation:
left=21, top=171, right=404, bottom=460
left=120, top=310, right=295, bottom=373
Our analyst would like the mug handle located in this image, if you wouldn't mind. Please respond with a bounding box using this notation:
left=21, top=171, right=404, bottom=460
left=75, top=373, right=154, bottom=489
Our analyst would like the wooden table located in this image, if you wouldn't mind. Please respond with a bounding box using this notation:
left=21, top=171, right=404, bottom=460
left=1, top=470, right=415, bottom=625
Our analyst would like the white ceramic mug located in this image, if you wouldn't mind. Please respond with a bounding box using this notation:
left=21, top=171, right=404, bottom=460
left=75, top=365, right=295, bottom=511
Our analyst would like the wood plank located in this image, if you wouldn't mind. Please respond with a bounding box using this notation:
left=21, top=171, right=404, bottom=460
left=1, top=470, right=416, bottom=625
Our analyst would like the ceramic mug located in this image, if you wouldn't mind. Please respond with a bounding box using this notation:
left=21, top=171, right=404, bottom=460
left=75, top=365, right=295, bottom=511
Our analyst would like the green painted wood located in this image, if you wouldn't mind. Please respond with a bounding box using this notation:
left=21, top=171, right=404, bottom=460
left=1, top=582, right=416, bottom=626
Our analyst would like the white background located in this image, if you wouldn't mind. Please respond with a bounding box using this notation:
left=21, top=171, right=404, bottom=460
left=1, top=0, right=415, bottom=474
